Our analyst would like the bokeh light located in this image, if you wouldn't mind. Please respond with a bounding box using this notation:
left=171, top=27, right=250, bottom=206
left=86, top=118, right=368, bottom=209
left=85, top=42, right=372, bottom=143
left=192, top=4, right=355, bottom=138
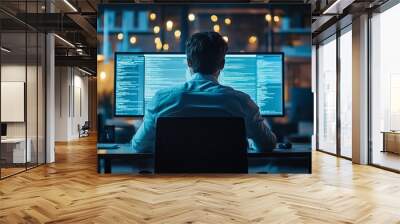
left=188, top=13, right=196, bottom=21
left=213, top=24, right=220, bottom=32
left=163, top=43, right=169, bottom=51
left=248, top=35, right=257, bottom=44
left=130, top=36, right=137, bottom=44
left=117, top=33, right=124, bottom=40
left=153, top=26, right=160, bottom=34
left=149, top=12, right=156, bottom=21
left=174, top=30, right=181, bottom=39
left=166, top=20, right=174, bottom=31
left=265, top=14, right=272, bottom=22
left=211, top=15, right=218, bottom=22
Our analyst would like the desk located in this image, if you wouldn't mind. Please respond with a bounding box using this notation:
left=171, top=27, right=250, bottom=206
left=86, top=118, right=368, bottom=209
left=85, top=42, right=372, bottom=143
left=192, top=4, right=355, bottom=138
left=1, top=138, right=31, bottom=164
left=382, top=131, right=400, bottom=154
left=97, top=144, right=312, bottom=174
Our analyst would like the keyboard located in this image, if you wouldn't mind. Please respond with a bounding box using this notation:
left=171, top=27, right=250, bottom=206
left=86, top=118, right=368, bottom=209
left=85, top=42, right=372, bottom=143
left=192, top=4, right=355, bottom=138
left=97, top=144, right=120, bottom=149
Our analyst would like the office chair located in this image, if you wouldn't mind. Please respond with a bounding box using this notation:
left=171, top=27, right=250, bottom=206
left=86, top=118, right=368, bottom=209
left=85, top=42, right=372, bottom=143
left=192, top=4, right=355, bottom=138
left=155, top=117, right=248, bottom=173
left=78, top=121, right=90, bottom=138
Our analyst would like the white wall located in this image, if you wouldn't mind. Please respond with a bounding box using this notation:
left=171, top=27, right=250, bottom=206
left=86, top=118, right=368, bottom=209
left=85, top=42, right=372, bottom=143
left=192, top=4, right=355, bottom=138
left=1, top=63, right=46, bottom=164
left=55, top=67, right=89, bottom=141
left=55, top=66, right=69, bottom=141
left=1, top=65, right=41, bottom=137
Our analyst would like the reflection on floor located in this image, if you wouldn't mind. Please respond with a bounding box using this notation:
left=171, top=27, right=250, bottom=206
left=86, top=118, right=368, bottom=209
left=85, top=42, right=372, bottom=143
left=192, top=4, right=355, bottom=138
left=373, top=150, right=400, bottom=171
left=0, top=163, right=42, bottom=178
left=0, top=167, right=25, bottom=178
left=1, top=136, right=400, bottom=223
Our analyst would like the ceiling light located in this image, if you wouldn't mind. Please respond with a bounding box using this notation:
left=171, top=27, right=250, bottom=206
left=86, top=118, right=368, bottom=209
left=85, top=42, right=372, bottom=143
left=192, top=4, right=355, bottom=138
left=323, top=0, right=344, bottom=14
left=154, top=37, right=161, bottom=44
left=224, top=18, right=231, bottom=25
left=1, top=47, right=11, bottom=53
left=273, top=16, right=280, bottom=22
left=63, top=0, right=78, bottom=12
left=78, top=67, right=93, bottom=76
left=54, top=34, right=75, bottom=48
left=223, top=36, right=228, bottom=43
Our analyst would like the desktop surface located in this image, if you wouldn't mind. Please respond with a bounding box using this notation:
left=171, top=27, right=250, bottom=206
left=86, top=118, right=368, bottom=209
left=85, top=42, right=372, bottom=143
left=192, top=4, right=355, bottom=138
left=97, top=143, right=311, bottom=174
left=97, top=143, right=311, bottom=155
left=114, top=53, right=284, bottom=117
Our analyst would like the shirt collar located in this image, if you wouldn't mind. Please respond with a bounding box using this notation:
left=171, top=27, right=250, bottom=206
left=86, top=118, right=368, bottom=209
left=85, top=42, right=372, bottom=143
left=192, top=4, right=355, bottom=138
left=192, top=73, right=219, bottom=83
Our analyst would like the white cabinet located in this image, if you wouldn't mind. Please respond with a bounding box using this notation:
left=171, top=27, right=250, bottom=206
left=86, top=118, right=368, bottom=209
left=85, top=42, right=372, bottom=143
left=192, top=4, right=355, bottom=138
left=1, top=138, right=32, bottom=163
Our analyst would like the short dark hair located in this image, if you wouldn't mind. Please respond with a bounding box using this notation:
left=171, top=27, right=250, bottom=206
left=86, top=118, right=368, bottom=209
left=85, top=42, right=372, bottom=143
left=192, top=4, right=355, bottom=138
left=185, top=32, right=228, bottom=74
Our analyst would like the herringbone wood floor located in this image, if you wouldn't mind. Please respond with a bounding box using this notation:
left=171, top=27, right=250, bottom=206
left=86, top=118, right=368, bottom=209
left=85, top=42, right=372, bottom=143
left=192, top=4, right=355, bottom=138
left=1, top=136, right=400, bottom=224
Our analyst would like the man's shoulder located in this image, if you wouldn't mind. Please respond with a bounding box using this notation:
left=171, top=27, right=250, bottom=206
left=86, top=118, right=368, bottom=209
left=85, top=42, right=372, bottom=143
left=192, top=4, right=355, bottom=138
left=219, top=85, right=259, bottom=111
left=220, top=85, right=252, bottom=101
left=153, top=84, right=186, bottom=102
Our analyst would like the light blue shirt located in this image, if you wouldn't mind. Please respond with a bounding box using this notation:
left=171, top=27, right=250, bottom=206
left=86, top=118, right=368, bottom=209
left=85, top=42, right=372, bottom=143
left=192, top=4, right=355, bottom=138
left=131, top=73, right=277, bottom=152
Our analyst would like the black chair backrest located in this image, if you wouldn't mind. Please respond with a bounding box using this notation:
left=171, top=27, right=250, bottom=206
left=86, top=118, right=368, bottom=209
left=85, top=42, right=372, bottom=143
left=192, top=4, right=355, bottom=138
left=82, top=121, right=90, bottom=129
left=155, top=117, right=248, bottom=173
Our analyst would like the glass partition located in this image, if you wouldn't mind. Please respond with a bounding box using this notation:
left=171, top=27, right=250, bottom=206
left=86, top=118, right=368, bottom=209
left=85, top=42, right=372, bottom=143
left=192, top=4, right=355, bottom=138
left=1, top=30, right=28, bottom=177
left=370, top=3, right=400, bottom=171
left=317, top=35, right=337, bottom=154
left=0, top=1, right=46, bottom=179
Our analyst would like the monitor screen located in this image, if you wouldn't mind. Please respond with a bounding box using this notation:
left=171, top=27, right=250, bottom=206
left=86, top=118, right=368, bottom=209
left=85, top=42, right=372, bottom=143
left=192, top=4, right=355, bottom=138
left=114, top=53, right=284, bottom=116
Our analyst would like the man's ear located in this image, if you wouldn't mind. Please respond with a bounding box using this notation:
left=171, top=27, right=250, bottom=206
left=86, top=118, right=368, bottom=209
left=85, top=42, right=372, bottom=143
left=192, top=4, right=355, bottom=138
left=187, top=59, right=192, bottom=68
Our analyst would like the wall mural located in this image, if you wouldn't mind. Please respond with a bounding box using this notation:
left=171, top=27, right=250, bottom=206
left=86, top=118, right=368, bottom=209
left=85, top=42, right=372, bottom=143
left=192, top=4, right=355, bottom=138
left=97, top=3, right=312, bottom=145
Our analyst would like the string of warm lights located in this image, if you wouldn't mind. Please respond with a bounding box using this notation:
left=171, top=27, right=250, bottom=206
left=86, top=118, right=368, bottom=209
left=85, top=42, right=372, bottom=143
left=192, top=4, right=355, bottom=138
left=114, top=11, right=282, bottom=50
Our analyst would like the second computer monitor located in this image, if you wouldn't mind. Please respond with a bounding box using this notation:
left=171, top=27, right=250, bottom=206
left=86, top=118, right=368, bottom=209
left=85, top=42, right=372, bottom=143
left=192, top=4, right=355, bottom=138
left=115, top=53, right=284, bottom=116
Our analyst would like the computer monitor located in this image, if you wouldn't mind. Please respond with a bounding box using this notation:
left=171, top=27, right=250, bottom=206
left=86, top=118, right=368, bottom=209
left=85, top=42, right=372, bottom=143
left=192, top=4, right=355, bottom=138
left=114, top=53, right=284, bottom=117
left=1, top=123, right=7, bottom=137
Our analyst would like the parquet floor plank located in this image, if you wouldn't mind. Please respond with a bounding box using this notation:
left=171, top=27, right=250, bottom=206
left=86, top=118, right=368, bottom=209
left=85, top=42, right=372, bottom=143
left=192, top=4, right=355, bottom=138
left=1, top=136, right=400, bottom=223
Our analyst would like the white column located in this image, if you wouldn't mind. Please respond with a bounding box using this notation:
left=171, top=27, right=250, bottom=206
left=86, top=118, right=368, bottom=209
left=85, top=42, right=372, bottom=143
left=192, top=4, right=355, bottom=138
left=352, top=14, right=369, bottom=164
left=46, top=32, right=55, bottom=163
